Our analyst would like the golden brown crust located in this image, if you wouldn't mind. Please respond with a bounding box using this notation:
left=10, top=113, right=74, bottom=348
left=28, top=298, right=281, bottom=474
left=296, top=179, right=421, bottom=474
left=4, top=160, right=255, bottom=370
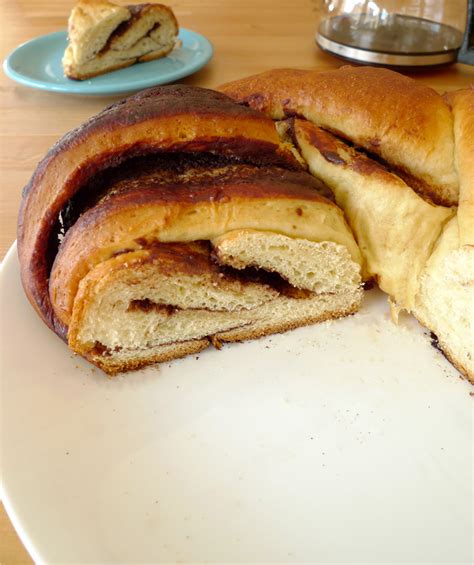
left=91, top=338, right=210, bottom=375
left=18, top=85, right=301, bottom=335
left=219, top=67, right=458, bottom=206
left=446, top=87, right=474, bottom=247
left=89, top=297, right=359, bottom=374
left=138, top=43, right=174, bottom=63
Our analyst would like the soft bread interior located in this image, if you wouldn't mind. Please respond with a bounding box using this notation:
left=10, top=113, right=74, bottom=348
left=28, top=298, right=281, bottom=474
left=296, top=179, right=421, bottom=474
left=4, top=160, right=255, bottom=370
left=110, top=5, right=178, bottom=53
left=67, top=0, right=130, bottom=65
left=63, top=1, right=178, bottom=80
left=414, top=218, right=474, bottom=381
left=291, top=118, right=454, bottom=312
left=63, top=39, right=177, bottom=80
left=212, top=229, right=360, bottom=294
left=68, top=235, right=362, bottom=374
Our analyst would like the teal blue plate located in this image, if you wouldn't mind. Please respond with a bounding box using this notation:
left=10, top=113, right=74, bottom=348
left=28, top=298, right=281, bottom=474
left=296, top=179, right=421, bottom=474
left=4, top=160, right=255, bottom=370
left=3, top=29, right=213, bottom=95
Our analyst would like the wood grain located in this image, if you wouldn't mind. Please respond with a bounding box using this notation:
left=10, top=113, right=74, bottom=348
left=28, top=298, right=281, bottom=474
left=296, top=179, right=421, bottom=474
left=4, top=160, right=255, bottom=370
left=0, top=503, right=32, bottom=564
left=0, top=0, right=473, bottom=562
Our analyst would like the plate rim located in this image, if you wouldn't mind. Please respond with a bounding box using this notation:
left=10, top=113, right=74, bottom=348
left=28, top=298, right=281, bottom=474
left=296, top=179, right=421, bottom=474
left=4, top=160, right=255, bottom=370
left=0, top=242, right=41, bottom=563
left=3, top=28, right=214, bottom=95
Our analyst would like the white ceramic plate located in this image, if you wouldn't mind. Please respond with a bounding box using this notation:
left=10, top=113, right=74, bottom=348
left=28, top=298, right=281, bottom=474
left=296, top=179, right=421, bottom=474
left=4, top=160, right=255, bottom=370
left=1, top=242, right=472, bottom=563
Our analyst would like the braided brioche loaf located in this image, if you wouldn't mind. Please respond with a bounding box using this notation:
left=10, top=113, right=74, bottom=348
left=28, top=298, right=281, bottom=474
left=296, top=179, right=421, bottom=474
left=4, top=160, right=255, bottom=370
left=18, top=85, right=362, bottom=374
left=220, top=67, right=473, bottom=381
left=18, top=68, right=473, bottom=380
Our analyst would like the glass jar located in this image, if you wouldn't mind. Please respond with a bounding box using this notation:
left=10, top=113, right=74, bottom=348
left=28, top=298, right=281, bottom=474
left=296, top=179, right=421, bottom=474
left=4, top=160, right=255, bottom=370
left=315, top=0, right=473, bottom=67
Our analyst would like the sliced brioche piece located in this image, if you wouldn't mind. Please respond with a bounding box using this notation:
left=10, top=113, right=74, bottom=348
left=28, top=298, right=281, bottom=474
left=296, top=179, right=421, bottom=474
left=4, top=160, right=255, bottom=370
left=290, top=118, right=454, bottom=312
left=68, top=233, right=362, bottom=374
left=414, top=217, right=474, bottom=382
left=63, top=1, right=179, bottom=80
left=212, top=229, right=361, bottom=295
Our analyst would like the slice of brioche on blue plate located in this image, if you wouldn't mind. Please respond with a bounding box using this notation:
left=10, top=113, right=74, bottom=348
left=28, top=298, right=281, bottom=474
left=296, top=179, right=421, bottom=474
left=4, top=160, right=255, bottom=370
left=63, top=0, right=179, bottom=80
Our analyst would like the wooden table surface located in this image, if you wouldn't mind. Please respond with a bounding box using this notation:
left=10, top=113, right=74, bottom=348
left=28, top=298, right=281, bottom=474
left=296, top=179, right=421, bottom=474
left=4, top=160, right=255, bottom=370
left=1, top=0, right=473, bottom=562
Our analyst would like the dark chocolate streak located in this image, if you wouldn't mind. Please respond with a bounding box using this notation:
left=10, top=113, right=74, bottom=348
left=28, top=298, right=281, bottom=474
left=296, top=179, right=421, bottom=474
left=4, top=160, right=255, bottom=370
left=125, top=241, right=315, bottom=309
left=128, top=300, right=178, bottom=315
left=99, top=4, right=163, bottom=56
left=58, top=153, right=247, bottom=237
left=89, top=239, right=317, bottom=357
left=110, top=5, right=145, bottom=43
left=289, top=119, right=445, bottom=206
left=22, top=85, right=295, bottom=202
left=61, top=162, right=330, bottom=241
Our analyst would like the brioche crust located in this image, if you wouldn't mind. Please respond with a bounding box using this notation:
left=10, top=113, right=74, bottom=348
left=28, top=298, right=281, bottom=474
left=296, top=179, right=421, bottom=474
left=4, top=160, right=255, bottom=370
left=91, top=339, right=211, bottom=375
left=219, top=67, right=458, bottom=206
left=446, top=87, right=474, bottom=247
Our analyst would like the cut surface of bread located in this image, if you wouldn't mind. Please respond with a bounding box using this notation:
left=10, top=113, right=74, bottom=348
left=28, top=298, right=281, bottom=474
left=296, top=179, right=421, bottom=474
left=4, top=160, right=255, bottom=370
left=212, top=229, right=360, bottom=295
left=68, top=236, right=362, bottom=374
left=414, top=218, right=474, bottom=382
left=63, top=0, right=179, bottom=80
left=66, top=0, right=130, bottom=66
